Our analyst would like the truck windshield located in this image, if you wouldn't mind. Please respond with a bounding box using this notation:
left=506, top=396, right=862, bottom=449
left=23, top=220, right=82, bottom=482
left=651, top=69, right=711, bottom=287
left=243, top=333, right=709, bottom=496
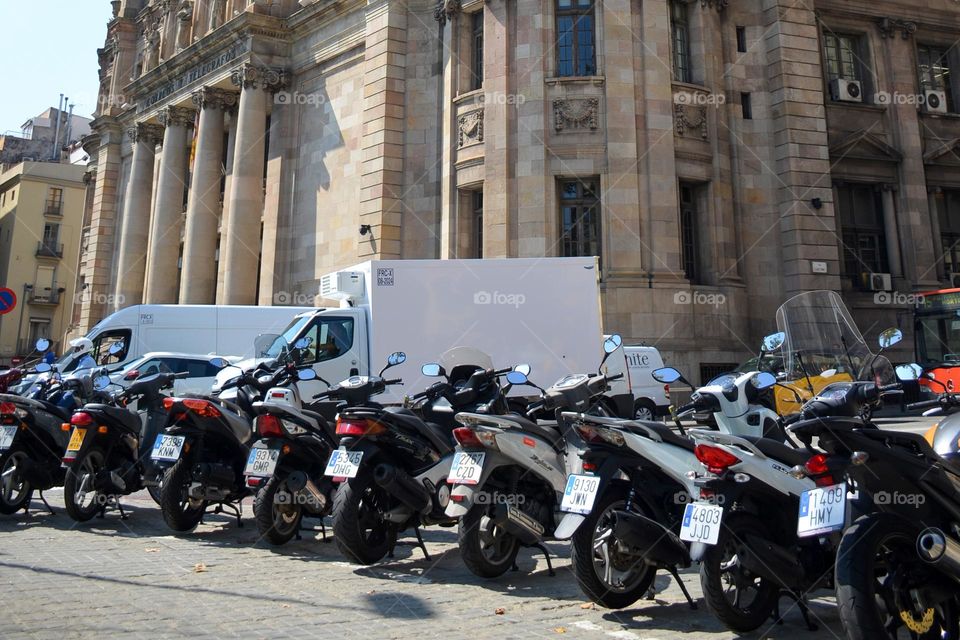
left=264, top=315, right=314, bottom=358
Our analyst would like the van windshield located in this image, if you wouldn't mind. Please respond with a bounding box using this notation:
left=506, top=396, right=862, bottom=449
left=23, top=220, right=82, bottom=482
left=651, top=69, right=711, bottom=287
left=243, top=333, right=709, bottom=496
left=264, top=315, right=313, bottom=358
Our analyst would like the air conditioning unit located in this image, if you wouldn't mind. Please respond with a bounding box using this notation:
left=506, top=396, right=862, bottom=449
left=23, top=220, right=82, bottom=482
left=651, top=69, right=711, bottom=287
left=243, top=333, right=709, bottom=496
left=948, top=272, right=960, bottom=288
left=867, top=272, right=892, bottom=291
left=924, top=90, right=948, bottom=114
left=830, top=78, right=863, bottom=103
left=320, top=270, right=365, bottom=303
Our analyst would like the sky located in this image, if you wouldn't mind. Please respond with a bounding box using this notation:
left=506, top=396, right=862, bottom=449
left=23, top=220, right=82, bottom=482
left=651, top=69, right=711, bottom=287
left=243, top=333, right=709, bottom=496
left=0, top=1, right=114, bottom=135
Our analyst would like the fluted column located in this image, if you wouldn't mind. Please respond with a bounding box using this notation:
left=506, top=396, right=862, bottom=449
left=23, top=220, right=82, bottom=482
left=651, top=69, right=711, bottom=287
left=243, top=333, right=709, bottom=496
left=180, top=88, right=236, bottom=303
left=114, top=122, right=164, bottom=307
left=220, top=63, right=285, bottom=305
left=145, top=105, right=194, bottom=303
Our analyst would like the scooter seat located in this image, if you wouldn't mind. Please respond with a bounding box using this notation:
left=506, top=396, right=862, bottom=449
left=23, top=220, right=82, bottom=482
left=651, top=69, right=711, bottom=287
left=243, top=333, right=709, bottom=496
left=621, top=420, right=695, bottom=452
left=85, top=404, right=142, bottom=435
left=739, top=435, right=809, bottom=467
left=383, top=406, right=454, bottom=454
left=503, top=413, right=565, bottom=451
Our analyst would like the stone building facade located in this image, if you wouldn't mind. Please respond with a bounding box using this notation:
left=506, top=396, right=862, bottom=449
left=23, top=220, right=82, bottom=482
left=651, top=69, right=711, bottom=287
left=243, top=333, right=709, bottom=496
left=77, top=0, right=960, bottom=381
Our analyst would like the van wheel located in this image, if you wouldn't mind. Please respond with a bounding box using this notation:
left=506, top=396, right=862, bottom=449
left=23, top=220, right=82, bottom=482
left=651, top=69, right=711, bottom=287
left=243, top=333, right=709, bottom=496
left=633, top=400, right=656, bottom=422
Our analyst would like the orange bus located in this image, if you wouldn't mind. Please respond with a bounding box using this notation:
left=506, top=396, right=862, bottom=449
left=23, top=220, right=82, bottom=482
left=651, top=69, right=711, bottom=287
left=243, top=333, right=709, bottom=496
left=915, top=288, right=960, bottom=392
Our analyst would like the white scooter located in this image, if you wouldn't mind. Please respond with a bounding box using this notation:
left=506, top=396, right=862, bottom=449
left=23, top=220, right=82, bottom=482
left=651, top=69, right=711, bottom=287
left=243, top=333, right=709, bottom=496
left=444, top=335, right=626, bottom=578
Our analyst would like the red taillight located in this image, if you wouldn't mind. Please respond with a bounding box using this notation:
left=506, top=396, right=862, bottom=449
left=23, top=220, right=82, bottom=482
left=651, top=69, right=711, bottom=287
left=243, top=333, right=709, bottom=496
left=71, top=412, right=94, bottom=426
left=664, top=384, right=671, bottom=401
left=256, top=414, right=284, bottom=438
left=574, top=424, right=605, bottom=443
left=805, top=454, right=830, bottom=476
left=695, top=444, right=741, bottom=474
left=336, top=417, right=385, bottom=436
left=583, top=461, right=598, bottom=472
left=162, top=397, right=174, bottom=411
left=453, top=427, right=483, bottom=448
left=0, top=401, right=16, bottom=415
left=164, top=397, right=222, bottom=418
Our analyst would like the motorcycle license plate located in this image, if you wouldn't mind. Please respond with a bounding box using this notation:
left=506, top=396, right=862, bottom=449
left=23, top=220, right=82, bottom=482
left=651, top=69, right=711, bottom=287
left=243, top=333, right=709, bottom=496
left=679, top=503, right=723, bottom=545
left=67, top=428, right=87, bottom=453
left=797, top=482, right=846, bottom=537
left=560, top=474, right=601, bottom=515
left=324, top=448, right=363, bottom=479
left=245, top=448, right=280, bottom=477
left=0, top=425, right=17, bottom=451
left=151, top=435, right=185, bottom=462
left=449, top=452, right=484, bottom=485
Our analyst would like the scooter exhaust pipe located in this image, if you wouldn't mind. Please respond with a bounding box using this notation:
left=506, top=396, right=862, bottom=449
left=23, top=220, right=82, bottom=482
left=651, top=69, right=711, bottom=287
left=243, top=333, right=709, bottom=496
left=284, top=471, right=327, bottom=513
left=612, top=510, right=691, bottom=568
left=373, top=463, right=430, bottom=513
left=737, top=533, right=806, bottom=590
left=490, top=502, right=544, bottom=545
left=918, top=528, right=960, bottom=585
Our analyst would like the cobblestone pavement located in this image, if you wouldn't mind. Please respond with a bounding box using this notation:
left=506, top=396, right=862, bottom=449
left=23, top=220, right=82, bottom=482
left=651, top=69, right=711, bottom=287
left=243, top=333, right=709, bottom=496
left=1, top=417, right=933, bottom=639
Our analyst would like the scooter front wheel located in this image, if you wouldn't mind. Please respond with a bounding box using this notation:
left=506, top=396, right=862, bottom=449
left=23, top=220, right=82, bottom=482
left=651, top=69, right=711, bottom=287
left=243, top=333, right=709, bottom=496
left=571, top=485, right=657, bottom=608
left=458, top=502, right=521, bottom=578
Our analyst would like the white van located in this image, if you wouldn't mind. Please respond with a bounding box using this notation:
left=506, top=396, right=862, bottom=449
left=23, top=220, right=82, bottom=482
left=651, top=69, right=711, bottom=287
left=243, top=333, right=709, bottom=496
left=55, top=304, right=313, bottom=374
left=623, top=345, right=670, bottom=419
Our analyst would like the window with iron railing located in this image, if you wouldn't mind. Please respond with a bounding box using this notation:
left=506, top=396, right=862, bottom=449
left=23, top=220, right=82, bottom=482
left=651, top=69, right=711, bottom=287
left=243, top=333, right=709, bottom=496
left=45, top=187, right=63, bottom=215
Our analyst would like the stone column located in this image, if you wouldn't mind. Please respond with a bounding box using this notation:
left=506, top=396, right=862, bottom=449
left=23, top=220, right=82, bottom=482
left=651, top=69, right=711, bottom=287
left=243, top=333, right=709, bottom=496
left=880, top=185, right=903, bottom=279
left=216, top=113, right=238, bottom=301
left=220, top=63, right=284, bottom=305
left=481, top=0, right=510, bottom=257
left=144, top=105, right=194, bottom=303
left=114, top=122, right=164, bottom=308
left=180, top=88, right=236, bottom=303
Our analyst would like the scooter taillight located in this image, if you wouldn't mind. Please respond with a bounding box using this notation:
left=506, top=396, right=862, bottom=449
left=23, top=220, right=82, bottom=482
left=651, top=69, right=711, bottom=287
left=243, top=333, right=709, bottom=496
left=804, top=454, right=836, bottom=486
left=71, top=412, right=94, bottom=427
left=0, top=401, right=17, bottom=415
left=163, top=397, right=222, bottom=418
left=453, top=427, right=499, bottom=449
left=336, top=417, right=385, bottom=436
left=694, top=444, right=741, bottom=475
left=574, top=424, right=605, bottom=443
left=256, top=414, right=284, bottom=438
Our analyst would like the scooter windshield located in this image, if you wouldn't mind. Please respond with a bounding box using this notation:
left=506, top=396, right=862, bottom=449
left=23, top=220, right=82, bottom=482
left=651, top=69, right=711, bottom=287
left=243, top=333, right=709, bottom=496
left=438, top=347, right=494, bottom=373
left=775, top=290, right=894, bottom=384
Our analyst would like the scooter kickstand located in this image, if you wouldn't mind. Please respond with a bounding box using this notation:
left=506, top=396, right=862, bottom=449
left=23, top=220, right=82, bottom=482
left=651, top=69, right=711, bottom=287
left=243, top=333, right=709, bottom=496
left=38, top=491, right=55, bottom=515
left=791, top=592, right=817, bottom=631
left=115, top=498, right=129, bottom=520
left=667, top=567, right=697, bottom=610
left=414, top=527, right=431, bottom=561
left=533, top=543, right=555, bottom=577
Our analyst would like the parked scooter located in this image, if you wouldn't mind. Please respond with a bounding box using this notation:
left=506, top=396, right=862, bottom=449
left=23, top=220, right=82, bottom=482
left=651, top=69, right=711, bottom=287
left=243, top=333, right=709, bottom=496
left=788, top=351, right=960, bottom=639
left=61, top=363, right=185, bottom=521
left=0, top=340, right=101, bottom=515
left=329, top=347, right=515, bottom=565
left=445, top=335, right=626, bottom=578
left=154, top=341, right=314, bottom=532
left=245, top=358, right=335, bottom=545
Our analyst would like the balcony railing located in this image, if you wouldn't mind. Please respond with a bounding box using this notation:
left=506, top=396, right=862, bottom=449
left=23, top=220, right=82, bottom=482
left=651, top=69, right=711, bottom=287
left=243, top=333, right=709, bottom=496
left=27, top=290, right=61, bottom=305
left=44, top=201, right=62, bottom=216
left=36, top=242, right=63, bottom=258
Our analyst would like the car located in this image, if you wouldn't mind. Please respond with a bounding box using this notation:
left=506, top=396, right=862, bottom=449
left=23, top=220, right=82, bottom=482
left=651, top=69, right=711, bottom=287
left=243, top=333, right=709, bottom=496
left=109, top=352, right=239, bottom=395
left=623, top=345, right=670, bottom=420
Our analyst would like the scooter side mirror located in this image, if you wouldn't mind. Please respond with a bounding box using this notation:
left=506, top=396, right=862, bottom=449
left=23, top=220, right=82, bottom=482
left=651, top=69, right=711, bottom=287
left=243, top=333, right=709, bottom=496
left=93, top=375, right=111, bottom=391
left=422, top=363, right=446, bottom=377
left=209, top=357, right=230, bottom=369
left=298, top=368, right=318, bottom=381
left=35, top=338, right=50, bottom=352
left=293, top=337, right=312, bottom=350
left=895, top=363, right=922, bottom=381
left=35, top=363, right=52, bottom=373
left=878, top=328, right=903, bottom=349
left=762, top=332, right=785, bottom=352
left=108, top=341, right=125, bottom=356
left=506, top=370, right=528, bottom=385
left=652, top=367, right=683, bottom=384
left=514, top=363, right=531, bottom=376
left=752, top=371, right=777, bottom=390
left=603, top=335, right=623, bottom=354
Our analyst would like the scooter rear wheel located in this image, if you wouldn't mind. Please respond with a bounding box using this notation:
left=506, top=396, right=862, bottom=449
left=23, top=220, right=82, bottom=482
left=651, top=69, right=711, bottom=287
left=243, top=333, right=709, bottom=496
left=458, top=502, right=521, bottom=578
left=63, top=447, right=107, bottom=522
left=331, top=472, right=397, bottom=565
left=699, top=512, right=780, bottom=632
left=571, top=485, right=657, bottom=609
left=159, top=458, right=206, bottom=532
left=0, top=447, right=34, bottom=514
left=254, top=474, right=303, bottom=546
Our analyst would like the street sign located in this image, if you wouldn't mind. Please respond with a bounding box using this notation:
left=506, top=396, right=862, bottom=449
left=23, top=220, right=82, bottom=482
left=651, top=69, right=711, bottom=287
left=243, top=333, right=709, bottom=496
left=0, top=288, right=16, bottom=315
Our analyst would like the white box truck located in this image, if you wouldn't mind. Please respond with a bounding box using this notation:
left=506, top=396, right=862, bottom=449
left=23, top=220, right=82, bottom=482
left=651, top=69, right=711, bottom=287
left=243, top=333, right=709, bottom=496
left=217, top=258, right=632, bottom=413
left=54, top=304, right=313, bottom=373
